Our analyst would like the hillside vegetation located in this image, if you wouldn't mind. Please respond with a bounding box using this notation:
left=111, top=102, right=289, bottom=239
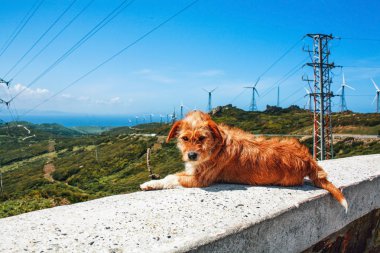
left=0, top=105, right=379, bottom=218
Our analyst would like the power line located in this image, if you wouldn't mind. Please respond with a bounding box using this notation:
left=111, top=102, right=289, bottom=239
left=20, top=0, right=200, bottom=117
left=256, top=36, right=305, bottom=80
left=8, top=0, right=135, bottom=103
left=289, top=94, right=306, bottom=107
left=281, top=87, right=304, bottom=104
left=260, top=56, right=307, bottom=99
left=341, top=65, right=380, bottom=69
left=230, top=56, right=306, bottom=106
left=3, top=0, right=78, bottom=79
left=229, top=89, right=247, bottom=104
left=345, top=95, right=373, bottom=97
left=339, top=37, right=380, bottom=42
left=0, top=0, right=45, bottom=58
left=10, top=0, right=95, bottom=80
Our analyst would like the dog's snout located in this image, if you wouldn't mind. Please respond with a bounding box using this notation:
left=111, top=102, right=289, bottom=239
left=188, top=152, right=198, bottom=161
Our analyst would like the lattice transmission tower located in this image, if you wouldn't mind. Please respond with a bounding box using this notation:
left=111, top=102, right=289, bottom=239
left=304, top=34, right=338, bottom=161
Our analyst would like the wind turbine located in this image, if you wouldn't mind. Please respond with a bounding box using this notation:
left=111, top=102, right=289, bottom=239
left=276, top=85, right=280, bottom=107
left=304, top=87, right=313, bottom=111
left=337, top=74, right=355, bottom=112
left=171, top=107, right=176, bottom=123
left=371, top=79, right=380, bottom=113
left=203, top=87, right=217, bottom=112
left=135, top=116, right=139, bottom=125
left=159, top=114, right=164, bottom=124
left=244, top=77, right=260, bottom=111
left=180, top=101, right=184, bottom=119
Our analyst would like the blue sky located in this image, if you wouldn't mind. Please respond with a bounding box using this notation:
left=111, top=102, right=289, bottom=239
left=0, top=0, right=380, bottom=119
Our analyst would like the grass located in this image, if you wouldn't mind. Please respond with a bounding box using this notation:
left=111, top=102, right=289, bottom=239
left=0, top=105, right=379, bottom=218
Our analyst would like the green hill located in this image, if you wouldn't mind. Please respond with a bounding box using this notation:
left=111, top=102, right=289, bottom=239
left=211, top=104, right=380, bottom=135
left=0, top=106, right=379, bottom=218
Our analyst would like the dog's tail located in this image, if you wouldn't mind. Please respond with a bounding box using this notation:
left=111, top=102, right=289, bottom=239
left=308, top=160, right=348, bottom=213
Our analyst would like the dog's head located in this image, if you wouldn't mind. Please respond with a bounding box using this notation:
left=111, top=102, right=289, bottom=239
left=166, top=111, right=223, bottom=163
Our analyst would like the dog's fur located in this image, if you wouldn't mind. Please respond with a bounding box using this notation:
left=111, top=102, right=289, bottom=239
left=140, top=111, right=348, bottom=211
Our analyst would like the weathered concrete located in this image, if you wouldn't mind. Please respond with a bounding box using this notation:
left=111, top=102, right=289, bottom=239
left=0, top=154, right=379, bottom=253
left=302, top=209, right=380, bottom=253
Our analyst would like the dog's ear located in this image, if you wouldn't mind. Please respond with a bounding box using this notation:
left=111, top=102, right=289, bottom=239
left=166, top=120, right=182, bottom=143
left=207, top=119, right=222, bottom=141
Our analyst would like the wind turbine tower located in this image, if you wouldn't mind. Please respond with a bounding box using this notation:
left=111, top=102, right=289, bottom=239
left=372, top=79, right=380, bottom=113
left=244, top=78, right=260, bottom=111
left=337, top=74, right=355, bottom=112
left=304, top=88, right=313, bottom=111
left=180, top=102, right=184, bottom=119
left=171, top=107, right=176, bottom=123
left=277, top=85, right=280, bottom=107
left=203, top=88, right=217, bottom=112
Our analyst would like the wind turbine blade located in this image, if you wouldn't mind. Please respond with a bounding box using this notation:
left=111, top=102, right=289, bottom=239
left=371, top=79, right=380, bottom=91
left=304, top=87, right=310, bottom=94
left=336, top=87, right=342, bottom=93
left=202, top=88, right=209, bottom=93
left=344, top=84, right=355, bottom=90
left=255, top=88, right=260, bottom=97
left=342, top=73, right=346, bottom=85
left=210, top=87, right=218, bottom=93
left=254, top=77, right=260, bottom=88
left=372, top=95, right=377, bottom=104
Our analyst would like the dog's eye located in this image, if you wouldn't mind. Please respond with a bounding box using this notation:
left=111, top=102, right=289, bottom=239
left=182, top=136, right=189, bottom=141
left=198, top=136, right=206, bottom=141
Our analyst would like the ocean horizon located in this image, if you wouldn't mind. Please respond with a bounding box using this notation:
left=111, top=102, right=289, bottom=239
left=0, top=114, right=164, bottom=127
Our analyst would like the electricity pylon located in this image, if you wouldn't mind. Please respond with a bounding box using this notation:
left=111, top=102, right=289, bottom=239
left=304, top=33, right=338, bottom=161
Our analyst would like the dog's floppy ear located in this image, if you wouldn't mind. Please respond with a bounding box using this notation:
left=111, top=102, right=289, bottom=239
left=166, top=120, right=182, bottom=143
left=207, top=119, right=222, bottom=141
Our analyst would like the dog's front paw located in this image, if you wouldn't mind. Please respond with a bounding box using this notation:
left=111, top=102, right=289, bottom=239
left=140, top=180, right=163, bottom=191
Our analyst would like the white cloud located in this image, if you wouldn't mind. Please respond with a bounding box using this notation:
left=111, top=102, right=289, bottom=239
left=196, top=69, right=224, bottom=77
left=78, top=96, right=90, bottom=101
left=9, top=83, right=49, bottom=97
left=110, top=96, right=121, bottom=103
left=134, top=68, right=176, bottom=84
left=61, top=93, right=73, bottom=98
left=135, top=68, right=153, bottom=75
left=95, top=96, right=122, bottom=105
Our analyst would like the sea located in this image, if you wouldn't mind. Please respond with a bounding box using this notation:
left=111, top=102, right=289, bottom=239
left=0, top=114, right=160, bottom=127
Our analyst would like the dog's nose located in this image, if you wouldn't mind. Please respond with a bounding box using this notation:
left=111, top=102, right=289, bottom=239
left=188, top=152, right=198, bottom=161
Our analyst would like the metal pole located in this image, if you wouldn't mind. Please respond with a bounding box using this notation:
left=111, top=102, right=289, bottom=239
left=318, top=36, right=325, bottom=160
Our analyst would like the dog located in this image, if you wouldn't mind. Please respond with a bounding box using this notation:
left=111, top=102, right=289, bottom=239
left=140, top=110, right=348, bottom=211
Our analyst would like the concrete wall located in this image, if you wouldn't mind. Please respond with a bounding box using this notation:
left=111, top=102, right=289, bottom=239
left=0, top=154, right=379, bottom=252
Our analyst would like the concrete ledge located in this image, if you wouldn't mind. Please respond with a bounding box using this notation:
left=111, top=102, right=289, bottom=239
left=0, top=154, right=379, bottom=252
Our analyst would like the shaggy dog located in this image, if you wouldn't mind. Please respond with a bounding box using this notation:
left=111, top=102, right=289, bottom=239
left=140, top=111, right=347, bottom=210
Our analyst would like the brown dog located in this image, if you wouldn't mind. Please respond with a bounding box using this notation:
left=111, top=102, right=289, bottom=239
left=140, top=110, right=347, bottom=211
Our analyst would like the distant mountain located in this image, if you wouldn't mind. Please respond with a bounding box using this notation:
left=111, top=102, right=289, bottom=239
left=0, top=121, right=83, bottom=138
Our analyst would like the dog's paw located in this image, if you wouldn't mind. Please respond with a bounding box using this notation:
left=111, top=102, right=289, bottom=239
left=140, top=180, right=163, bottom=191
